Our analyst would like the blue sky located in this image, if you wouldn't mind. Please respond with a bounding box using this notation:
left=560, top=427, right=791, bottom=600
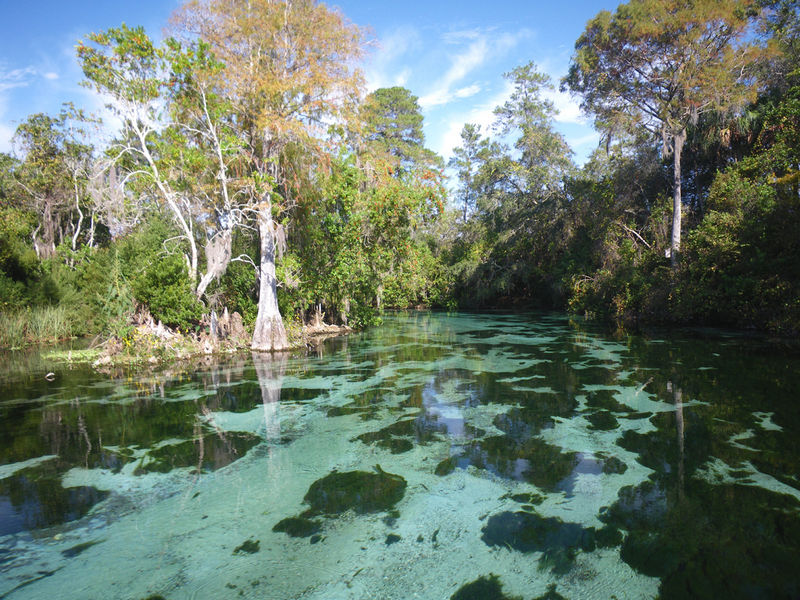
left=0, top=0, right=618, bottom=164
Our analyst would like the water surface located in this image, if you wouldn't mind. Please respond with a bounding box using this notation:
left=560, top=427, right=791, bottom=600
left=1, top=312, right=799, bottom=599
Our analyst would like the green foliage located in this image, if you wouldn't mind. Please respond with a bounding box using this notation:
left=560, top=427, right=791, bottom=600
left=362, top=87, right=443, bottom=174
left=219, top=260, right=258, bottom=326
left=676, top=88, right=800, bottom=333
left=96, top=250, right=136, bottom=338
left=2, top=2, right=798, bottom=350
left=132, top=253, right=203, bottom=329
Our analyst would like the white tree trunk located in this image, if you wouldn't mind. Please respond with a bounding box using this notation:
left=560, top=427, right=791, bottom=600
left=252, top=202, right=289, bottom=351
left=670, top=128, right=686, bottom=268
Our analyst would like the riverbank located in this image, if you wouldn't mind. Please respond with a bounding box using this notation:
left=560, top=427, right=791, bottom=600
left=86, top=311, right=354, bottom=371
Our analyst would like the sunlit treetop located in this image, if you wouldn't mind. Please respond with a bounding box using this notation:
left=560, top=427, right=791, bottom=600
left=564, top=0, right=771, bottom=140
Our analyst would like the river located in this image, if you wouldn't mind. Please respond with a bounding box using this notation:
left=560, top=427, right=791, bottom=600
left=1, top=312, right=799, bottom=599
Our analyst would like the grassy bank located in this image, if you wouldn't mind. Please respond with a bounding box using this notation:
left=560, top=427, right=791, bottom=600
left=0, top=306, right=75, bottom=349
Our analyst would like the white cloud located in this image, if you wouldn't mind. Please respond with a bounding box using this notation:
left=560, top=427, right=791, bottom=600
left=454, top=84, right=481, bottom=99
left=543, top=87, right=586, bottom=124
left=435, top=80, right=514, bottom=159
left=364, top=26, right=421, bottom=92
left=43, top=72, right=59, bottom=81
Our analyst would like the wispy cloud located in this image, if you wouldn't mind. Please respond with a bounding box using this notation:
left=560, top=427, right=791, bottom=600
left=568, top=131, right=601, bottom=148
left=435, top=80, right=514, bottom=159
left=454, top=84, right=481, bottom=99
left=0, top=66, right=36, bottom=93
left=419, top=29, right=529, bottom=110
left=364, top=26, right=422, bottom=91
left=419, top=38, right=487, bottom=108
left=441, top=28, right=484, bottom=43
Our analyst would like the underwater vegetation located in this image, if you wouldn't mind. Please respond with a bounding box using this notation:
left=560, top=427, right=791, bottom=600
left=451, top=574, right=522, bottom=600
left=273, top=465, right=408, bottom=540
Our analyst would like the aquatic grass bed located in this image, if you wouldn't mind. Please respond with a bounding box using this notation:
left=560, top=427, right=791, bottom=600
left=1, top=312, right=799, bottom=599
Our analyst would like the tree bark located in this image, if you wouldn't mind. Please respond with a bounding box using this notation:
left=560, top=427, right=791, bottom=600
left=252, top=200, right=289, bottom=352
left=670, top=128, right=686, bottom=268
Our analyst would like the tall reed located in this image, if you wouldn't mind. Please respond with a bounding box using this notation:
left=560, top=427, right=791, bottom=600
left=0, top=311, right=26, bottom=348
left=0, top=306, right=74, bottom=348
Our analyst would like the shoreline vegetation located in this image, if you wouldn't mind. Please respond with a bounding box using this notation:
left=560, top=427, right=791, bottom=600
left=1, top=0, right=798, bottom=360
left=30, top=308, right=356, bottom=372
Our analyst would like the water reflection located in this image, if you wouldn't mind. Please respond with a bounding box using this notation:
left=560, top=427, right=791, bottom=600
left=0, top=357, right=265, bottom=536
left=252, top=351, right=287, bottom=442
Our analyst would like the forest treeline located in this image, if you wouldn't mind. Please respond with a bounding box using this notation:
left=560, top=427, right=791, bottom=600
left=0, top=0, right=798, bottom=350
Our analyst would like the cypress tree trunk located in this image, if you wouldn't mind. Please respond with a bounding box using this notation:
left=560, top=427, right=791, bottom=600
left=252, top=201, right=289, bottom=352
left=670, top=129, right=686, bottom=268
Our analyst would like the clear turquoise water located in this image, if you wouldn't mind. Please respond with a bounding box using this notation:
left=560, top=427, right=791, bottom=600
left=1, top=312, right=799, bottom=599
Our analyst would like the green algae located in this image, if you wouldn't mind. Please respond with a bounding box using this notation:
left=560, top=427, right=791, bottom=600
left=434, top=456, right=457, bottom=476
left=302, top=466, right=407, bottom=516
left=505, top=492, right=545, bottom=505
left=354, top=416, right=446, bottom=454
left=61, top=539, right=103, bottom=558
left=585, top=410, right=619, bottom=431
left=0, top=464, right=109, bottom=536
left=3, top=312, right=800, bottom=599
left=133, top=431, right=260, bottom=475
left=481, top=511, right=597, bottom=572
left=532, top=584, right=568, bottom=600
left=599, top=454, right=628, bottom=474
left=450, top=574, right=521, bottom=600
left=456, top=434, right=579, bottom=491
left=272, top=516, right=322, bottom=538
left=233, top=539, right=260, bottom=554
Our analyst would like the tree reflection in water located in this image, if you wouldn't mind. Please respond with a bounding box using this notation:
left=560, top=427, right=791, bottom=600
left=252, top=351, right=287, bottom=443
